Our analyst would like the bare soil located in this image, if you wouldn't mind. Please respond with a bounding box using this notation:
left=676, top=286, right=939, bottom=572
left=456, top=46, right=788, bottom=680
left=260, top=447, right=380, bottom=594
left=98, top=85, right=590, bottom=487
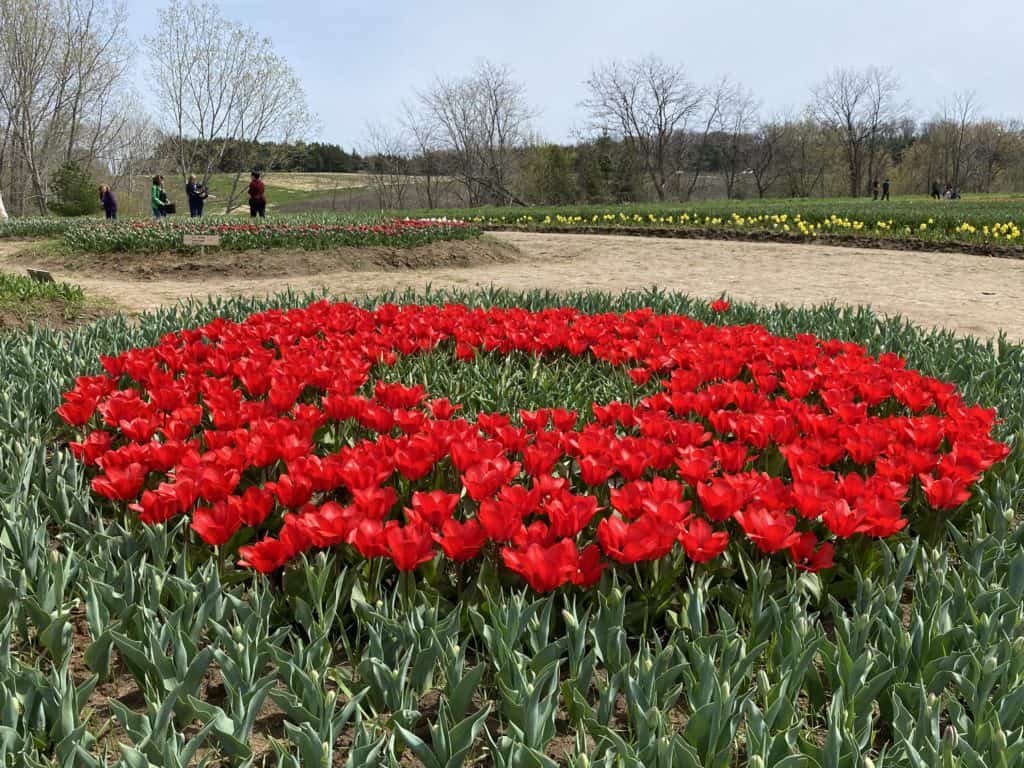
left=11, top=237, right=520, bottom=281
left=0, top=299, right=112, bottom=331
left=1, top=232, right=1022, bottom=341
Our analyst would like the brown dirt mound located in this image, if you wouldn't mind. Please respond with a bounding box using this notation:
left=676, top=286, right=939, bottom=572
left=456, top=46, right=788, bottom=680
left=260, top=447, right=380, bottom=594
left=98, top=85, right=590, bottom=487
left=15, top=236, right=521, bottom=282
left=0, top=299, right=113, bottom=331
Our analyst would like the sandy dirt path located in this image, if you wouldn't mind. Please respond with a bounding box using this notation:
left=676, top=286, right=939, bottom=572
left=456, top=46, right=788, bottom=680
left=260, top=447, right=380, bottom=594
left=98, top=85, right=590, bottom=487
left=2, top=232, right=1022, bottom=341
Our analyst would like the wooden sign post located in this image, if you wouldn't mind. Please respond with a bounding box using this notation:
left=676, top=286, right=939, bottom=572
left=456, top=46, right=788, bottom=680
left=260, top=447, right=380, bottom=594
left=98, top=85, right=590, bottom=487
left=182, top=234, right=221, bottom=256
left=26, top=268, right=54, bottom=283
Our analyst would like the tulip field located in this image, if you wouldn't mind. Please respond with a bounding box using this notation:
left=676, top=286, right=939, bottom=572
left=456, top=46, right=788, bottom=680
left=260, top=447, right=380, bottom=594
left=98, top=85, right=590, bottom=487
left=439, top=198, right=1024, bottom=252
left=3, top=195, right=1024, bottom=256
left=1, top=281, right=1022, bottom=767
left=0, top=216, right=478, bottom=254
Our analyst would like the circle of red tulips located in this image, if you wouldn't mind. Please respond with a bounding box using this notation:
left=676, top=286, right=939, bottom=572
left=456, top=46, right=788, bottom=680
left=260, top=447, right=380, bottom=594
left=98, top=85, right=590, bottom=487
left=59, top=301, right=1008, bottom=592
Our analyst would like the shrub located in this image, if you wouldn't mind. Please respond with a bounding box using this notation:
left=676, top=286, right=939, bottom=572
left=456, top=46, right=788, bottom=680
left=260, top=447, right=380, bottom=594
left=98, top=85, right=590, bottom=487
left=48, top=161, right=100, bottom=217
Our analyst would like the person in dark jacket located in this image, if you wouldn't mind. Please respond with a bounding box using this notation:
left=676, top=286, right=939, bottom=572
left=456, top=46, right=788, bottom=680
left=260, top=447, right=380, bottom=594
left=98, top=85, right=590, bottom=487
left=247, top=171, right=266, bottom=218
left=881, top=178, right=891, bottom=200
left=931, top=180, right=942, bottom=200
left=99, top=185, right=117, bottom=219
left=186, top=175, right=208, bottom=217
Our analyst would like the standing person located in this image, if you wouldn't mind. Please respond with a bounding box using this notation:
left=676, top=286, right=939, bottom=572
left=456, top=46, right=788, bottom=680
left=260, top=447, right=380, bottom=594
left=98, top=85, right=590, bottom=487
left=871, top=180, right=879, bottom=200
left=881, top=178, right=891, bottom=201
left=0, top=188, right=7, bottom=220
left=151, top=175, right=168, bottom=219
left=247, top=170, right=266, bottom=218
left=99, top=185, right=117, bottom=219
left=186, top=175, right=208, bottom=217
left=931, top=180, right=942, bottom=200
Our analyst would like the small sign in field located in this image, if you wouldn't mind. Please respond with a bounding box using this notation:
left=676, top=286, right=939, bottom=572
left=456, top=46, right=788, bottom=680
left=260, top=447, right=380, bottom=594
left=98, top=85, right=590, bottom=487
left=182, top=235, right=221, bottom=247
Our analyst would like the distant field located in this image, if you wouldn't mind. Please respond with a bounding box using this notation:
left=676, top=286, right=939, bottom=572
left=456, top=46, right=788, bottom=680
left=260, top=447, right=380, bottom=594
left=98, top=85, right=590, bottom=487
left=189, top=172, right=378, bottom=212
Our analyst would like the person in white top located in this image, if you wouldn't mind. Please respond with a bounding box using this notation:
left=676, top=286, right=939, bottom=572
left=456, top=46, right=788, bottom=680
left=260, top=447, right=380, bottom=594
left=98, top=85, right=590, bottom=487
left=0, top=189, right=7, bottom=220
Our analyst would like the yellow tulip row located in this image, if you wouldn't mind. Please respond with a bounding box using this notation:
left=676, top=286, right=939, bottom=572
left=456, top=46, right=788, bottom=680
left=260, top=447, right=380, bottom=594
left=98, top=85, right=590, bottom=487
left=468, top=211, right=1022, bottom=242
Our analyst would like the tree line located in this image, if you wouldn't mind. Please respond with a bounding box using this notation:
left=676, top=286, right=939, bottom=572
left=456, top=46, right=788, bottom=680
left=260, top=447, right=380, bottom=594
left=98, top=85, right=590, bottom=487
left=2, top=0, right=1022, bottom=216
left=363, top=58, right=1024, bottom=210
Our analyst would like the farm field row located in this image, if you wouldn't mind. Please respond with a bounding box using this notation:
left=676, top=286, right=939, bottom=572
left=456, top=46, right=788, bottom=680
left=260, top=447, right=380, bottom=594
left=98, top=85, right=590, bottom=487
left=420, top=198, right=1024, bottom=250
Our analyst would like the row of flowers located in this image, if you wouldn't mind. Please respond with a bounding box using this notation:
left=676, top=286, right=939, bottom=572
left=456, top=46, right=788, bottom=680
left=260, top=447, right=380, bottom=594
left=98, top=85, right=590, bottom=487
left=58, top=302, right=1008, bottom=591
left=474, top=210, right=1022, bottom=243
left=61, top=217, right=478, bottom=253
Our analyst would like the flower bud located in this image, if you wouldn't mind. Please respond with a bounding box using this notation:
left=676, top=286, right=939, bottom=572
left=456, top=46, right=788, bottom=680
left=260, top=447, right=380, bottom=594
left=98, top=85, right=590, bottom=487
left=561, top=610, right=578, bottom=631
left=232, top=624, right=243, bottom=640
left=643, top=658, right=654, bottom=675
left=578, top=756, right=589, bottom=768
left=995, top=728, right=1007, bottom=751
left=864, top=759, right=876, bottom=768
left=983, top=656, right=998, bottom=676
left=749, top=758, right=765, bottom=768
left=942, top=724, right=959, bottom=750
left=1003, top=508, right=1014, bottom=523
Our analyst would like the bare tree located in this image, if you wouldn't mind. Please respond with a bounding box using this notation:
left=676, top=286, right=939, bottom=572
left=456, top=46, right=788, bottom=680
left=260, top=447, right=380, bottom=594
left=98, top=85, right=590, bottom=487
left=104, top=101, right=160, bottom=210
left=418, top=60, right=532, bottom=206
left=811, top=66, right=905, bottom=196
left=362, top=121, right=411, bottom=210
left=777, top=116, right=833, bottom=197
left=749, top=119, right=787, bottom=198
left=0, top=0, right=131, bottom=213
left=939, top=90, right=979, bottom=190
left=401, top=101, right=445, bottom=209
left=719, top=85, right=759, bottom=198
left=583, top=56, right=703, bottom=201
left=147, top=0, right=315, bottom=212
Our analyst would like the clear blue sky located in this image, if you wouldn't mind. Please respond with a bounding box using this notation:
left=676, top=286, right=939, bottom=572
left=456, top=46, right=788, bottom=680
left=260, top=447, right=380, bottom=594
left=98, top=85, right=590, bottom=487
left=125, top=0, right=1022, bottom=149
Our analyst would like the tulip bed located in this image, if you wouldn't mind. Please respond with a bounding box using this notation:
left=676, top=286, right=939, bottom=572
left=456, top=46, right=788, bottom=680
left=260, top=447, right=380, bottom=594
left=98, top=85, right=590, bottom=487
left=424, top=199, right=1024, bottom=251
left=3, top=288, right=1024, bottom=766
left=57, top=216, right=477, bottom=253
left=59, top=302, right=1007, bottom=591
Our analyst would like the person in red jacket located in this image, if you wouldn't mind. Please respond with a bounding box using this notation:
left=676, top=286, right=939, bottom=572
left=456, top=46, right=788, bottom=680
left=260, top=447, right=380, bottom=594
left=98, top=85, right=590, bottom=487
left=247, top=171, right=266, bottom=218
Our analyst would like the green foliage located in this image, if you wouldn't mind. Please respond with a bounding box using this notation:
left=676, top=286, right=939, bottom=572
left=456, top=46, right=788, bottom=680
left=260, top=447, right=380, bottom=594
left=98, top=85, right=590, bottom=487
left=0, top=287, right=1021, bottom=764
left=48, top=162, right=100, bottom=217
left=521, top=144, right=578, bottom=205
left=402, top=196, right=1024, bottom=248
left=0, top=217, right=74, bottom=239
left=0, top=273, right=84, bottom=306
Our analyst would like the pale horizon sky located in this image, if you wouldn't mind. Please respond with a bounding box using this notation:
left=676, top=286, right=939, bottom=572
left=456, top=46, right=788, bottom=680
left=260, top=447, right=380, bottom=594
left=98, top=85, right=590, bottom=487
left=125, top=0, right=1023, bottom=150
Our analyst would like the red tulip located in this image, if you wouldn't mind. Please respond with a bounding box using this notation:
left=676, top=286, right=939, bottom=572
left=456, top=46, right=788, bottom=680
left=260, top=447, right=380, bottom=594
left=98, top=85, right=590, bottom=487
left=678, top=518, right=729, bottom=563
